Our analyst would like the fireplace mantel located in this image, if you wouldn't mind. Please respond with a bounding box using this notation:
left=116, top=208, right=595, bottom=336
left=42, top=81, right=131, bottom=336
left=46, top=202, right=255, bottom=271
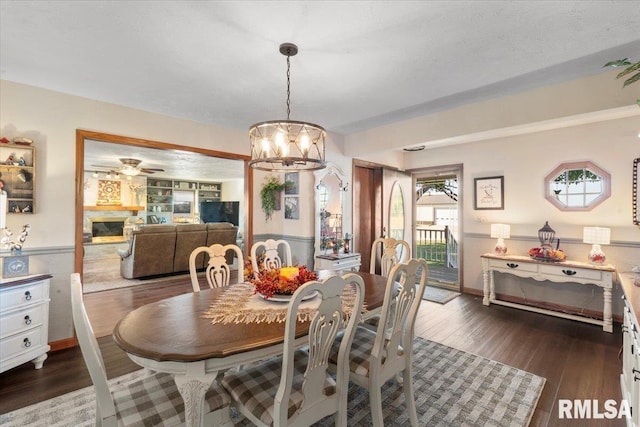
left=84, top=205, right=144, bottom=215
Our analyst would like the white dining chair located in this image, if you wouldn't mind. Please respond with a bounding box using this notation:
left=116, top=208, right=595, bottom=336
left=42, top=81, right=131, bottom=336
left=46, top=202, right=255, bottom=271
left=370, top=237, right=410, bottom=277
left=329, top=259, right=428, bottom=427
left=250, top=238, right=292, bottom=273
left=220, top=273, right=365, bottom=427
left=70, top=273, right=233, bottom=426
left=189, top=243, right=244, bottom=292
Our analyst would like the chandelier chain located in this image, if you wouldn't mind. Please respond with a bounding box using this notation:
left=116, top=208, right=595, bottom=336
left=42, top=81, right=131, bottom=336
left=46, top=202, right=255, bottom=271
left=286, top=55, right=291, bottom=121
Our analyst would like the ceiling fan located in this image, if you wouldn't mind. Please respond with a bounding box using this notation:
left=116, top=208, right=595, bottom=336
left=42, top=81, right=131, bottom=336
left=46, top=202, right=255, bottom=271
left=92, top=158, right=165, bottom=176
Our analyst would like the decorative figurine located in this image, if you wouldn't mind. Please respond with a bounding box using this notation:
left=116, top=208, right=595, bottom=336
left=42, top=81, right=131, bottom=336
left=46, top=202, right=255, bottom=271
left=1, top=224, right=31, bottom=252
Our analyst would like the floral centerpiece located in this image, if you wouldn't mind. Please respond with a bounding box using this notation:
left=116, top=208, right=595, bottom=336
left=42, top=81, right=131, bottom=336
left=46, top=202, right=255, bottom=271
left=245, top=257, right=318, bottom=299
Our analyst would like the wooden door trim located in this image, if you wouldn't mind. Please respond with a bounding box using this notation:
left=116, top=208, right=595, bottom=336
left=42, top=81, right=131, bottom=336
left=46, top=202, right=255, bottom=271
left=75, top=129, right=253, bottom=279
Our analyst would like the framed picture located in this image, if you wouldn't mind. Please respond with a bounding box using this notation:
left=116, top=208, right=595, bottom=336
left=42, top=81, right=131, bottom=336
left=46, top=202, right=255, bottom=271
left=284, top=196, right=299, bottom=219
left=634, top=158, right=639, bottom=225
left=474, top=176, right=504, bottom=210
left=147, top=214, right=159, bottom=224
left=285, top=172, right=299, bottom=195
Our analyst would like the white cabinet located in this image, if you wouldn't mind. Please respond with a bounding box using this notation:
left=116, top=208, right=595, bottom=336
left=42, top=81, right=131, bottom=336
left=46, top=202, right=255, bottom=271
left=315, top=253, right=361, bottom=272
left=620, top=273, right=640, bottom=427
left=0, top=274, right=51, bottom=373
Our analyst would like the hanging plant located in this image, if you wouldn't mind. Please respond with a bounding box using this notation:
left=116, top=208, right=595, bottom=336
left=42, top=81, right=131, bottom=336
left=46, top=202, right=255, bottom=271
left=604, top=58, right=640, bottom=107
left=260, top=176, right=293, bottom=221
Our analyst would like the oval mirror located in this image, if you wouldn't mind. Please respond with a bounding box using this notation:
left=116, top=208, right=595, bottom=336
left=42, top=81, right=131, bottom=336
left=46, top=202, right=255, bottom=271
left=389, top=181, right=405, bottom=239
left=544, top=161, right=611, bottom=211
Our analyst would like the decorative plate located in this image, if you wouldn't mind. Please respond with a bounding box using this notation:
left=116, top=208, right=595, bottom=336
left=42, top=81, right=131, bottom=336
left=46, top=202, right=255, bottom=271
left=259, top=290, right=318, bottom=302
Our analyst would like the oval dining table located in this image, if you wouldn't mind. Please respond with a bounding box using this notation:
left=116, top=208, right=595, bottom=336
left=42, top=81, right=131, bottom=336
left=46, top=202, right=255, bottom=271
left=112, top=270, right=388, bottom=427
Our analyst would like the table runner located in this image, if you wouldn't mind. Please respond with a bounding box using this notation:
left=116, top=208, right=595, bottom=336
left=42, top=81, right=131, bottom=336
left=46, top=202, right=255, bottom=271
left=202, top=283, right=366, bottom=324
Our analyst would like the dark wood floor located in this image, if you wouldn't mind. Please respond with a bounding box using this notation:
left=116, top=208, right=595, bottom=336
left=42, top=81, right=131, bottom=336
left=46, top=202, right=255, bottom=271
left=0, top=279, right=624, bottom=426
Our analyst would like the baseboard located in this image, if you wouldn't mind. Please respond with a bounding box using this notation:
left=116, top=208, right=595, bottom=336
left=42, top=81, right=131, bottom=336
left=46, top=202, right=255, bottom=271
left=49, top=337, right=77, bottom=352
left=462, top=288, right=622, bottom=324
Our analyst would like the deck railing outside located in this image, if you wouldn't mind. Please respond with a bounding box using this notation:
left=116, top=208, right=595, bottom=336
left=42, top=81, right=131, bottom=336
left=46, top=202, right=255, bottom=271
left=416, top=226, right=458, bottom=268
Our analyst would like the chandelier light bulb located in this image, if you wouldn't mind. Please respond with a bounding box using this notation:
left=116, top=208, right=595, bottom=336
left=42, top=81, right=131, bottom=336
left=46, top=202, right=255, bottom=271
left=260, top=138, right=270, bottom=157
left=300, top=132, right=310, bottom=155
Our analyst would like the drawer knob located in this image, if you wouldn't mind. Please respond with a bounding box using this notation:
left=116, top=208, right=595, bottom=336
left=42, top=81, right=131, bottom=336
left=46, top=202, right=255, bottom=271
left=562, top=269, right=577, bottom=276
left=23, top=337, right=31, bottom=348
left=24, top=291, right=32, bottom=301
left=24, top=315, right=31, bottom=325
left=506, top=263, right=518, bottom=269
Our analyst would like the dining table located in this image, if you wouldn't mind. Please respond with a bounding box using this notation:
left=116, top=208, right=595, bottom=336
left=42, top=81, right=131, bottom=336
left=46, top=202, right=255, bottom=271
left=112, top=270, right=388, bottom=427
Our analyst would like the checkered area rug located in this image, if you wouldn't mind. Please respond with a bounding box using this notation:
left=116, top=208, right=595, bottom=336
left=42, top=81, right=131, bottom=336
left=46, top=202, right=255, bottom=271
left=0, top=337, right=544, bottom=426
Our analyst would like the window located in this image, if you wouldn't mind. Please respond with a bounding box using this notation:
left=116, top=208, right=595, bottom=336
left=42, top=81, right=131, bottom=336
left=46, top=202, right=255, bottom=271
left=544, top=161, right=610, bottom=211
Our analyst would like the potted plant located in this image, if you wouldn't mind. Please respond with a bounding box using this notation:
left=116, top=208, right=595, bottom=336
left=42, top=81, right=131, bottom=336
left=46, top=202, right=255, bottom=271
left=260, top=176, right=293, bottom=221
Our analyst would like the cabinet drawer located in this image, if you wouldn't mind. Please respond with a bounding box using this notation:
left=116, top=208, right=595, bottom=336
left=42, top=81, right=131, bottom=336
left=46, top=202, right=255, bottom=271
left=539, top=265, right=602, bottom=281
left=0, top=281, right=46, bottom=312
left=488, top=259, right=538, bottom=273
left=0, top=325, right=45, bottom=361
left=0, top=305, right=46, bottom=338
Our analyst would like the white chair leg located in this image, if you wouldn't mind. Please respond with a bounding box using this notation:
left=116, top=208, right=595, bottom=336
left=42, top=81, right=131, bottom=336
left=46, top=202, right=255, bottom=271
left=369, top=386, right=385, bottom=427
left=403, top=367, right=419, bottom=427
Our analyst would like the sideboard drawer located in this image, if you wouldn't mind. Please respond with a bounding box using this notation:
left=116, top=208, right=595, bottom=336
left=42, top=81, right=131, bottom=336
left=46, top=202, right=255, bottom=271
left=488, top=259, right=538, bottom=273
left=539, top=264, right=602, bottom=281
left=0, top=275, right=51, bottom=373
left=0, top=325, right=46, bottom=362
left=0, top=281, right=46, bottom=312
left=0, top=305, right=46, bottom=339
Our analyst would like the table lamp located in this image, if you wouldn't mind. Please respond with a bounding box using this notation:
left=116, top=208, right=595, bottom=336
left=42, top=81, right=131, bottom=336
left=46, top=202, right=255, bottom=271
left=583, top=226, right=610, bottom=264
left=490, top=223, right=510, bottom=255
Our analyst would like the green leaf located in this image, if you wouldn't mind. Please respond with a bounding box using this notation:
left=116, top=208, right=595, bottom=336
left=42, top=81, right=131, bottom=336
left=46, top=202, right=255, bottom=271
left=603, top=58, right=631, bottom=68
left=622, top=71, right=640, bottom=87
left=616, top=61, right=640, bottom=79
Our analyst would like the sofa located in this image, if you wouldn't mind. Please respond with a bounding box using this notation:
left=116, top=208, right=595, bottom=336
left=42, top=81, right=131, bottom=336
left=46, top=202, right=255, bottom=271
left=118, top=222, right=238, bottom=279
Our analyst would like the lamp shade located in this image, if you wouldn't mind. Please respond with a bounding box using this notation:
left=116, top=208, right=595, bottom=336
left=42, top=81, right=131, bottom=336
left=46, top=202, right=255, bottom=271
left=490, top=224, right=510, bottom=239
left=583, top=227, right=610, bottom=245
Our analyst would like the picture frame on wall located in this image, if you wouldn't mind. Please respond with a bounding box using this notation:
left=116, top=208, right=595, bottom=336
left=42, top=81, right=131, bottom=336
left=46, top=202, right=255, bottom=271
left=284, top=196, right=299, bottom=219
left=474, top=176, right=504, bottom=210
left=285, top=172, right=299, bottom=195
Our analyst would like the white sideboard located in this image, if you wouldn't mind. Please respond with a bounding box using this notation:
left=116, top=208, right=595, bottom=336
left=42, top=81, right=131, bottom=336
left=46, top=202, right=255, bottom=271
left=315, top=253, right=361, bottom=272
left=481, top=253, right=615, bottom=332
left=0, top=274, right=52, bottom=373
left=619, top=273, right=640, bottom=427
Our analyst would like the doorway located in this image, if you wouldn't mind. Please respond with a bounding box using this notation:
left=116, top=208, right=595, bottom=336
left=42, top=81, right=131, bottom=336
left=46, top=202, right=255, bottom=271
left=413, top=165, right=462, bottom=291
left=75, top=130, right=253, bottom=291
left=352, top=161, right=383, bottom=273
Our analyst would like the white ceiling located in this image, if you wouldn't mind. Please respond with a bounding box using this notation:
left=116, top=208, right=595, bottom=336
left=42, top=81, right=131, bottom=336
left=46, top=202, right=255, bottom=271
left=2, top=1, right=639, bottom=140
left=85, top=139, right=245, bottom=181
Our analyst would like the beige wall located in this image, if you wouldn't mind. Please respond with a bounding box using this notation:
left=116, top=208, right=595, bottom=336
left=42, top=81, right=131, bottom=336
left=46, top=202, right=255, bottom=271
left=347, top=71, right=640, bottom=317
left=0, top=79, right=249, bottom=342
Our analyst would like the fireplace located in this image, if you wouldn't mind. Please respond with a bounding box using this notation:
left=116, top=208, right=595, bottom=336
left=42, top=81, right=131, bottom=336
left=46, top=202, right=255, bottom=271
left=89, top=216, right=127, bottom=243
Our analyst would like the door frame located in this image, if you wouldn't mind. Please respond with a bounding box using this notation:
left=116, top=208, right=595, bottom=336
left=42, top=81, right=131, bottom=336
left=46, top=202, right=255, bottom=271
left=408, top=163, right=464, bottom=291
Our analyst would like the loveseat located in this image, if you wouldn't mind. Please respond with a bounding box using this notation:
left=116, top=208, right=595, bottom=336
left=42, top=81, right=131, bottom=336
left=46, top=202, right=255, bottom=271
left=118, top=222, right=238, bottom=279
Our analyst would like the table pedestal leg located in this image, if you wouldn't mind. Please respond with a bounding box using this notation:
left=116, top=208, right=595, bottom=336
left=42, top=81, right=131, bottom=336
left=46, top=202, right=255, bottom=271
left=174, top=361, right=218, bottom=427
